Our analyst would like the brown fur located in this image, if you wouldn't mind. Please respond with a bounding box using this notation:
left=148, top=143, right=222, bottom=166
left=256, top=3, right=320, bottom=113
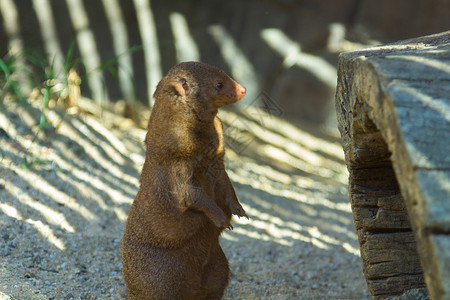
left=122, top=62, right=247, bottom=300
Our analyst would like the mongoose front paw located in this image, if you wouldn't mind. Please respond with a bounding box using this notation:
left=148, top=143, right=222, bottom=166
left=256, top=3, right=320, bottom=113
left=210, top=210, right=231, bottom=229
left=227, top=201, right=248, bottom=219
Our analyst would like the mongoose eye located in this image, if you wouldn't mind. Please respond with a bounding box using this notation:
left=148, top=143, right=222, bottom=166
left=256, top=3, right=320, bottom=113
left=216, top=82, right=224, bottom=89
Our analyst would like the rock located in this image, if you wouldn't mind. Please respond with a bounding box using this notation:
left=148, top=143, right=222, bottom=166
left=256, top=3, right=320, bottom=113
left=336, top=31, right=450, bottom=299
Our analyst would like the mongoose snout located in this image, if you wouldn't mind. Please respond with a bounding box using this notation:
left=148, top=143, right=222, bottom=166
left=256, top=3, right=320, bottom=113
left=226, top=83, right=246, bottom=102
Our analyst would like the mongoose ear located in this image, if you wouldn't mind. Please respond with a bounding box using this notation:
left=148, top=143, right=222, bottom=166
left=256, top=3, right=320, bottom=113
left=170, top=78, right=188, bottom=97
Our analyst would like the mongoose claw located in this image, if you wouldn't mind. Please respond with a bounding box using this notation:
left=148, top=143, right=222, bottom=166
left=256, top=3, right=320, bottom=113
left=227, top=224, right=233, bottom=230
left=238, top=208, right=249, bottom=219
left=209, top=209, right=231, bottom=230
left=230, top=204, right=248, bottom=219
left=234, top=211, right=248, bottom=219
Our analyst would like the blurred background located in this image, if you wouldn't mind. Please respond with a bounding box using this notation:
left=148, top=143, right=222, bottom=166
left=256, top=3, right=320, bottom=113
left=1, top=0, right=449, bottom=128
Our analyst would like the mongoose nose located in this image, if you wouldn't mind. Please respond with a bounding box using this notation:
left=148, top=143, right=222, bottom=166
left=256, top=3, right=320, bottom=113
left=236, top=85, right=246, bottom=100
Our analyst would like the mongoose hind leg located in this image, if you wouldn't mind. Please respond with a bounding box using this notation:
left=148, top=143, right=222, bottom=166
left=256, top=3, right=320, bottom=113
left=201, top=246, right=230, bottom=300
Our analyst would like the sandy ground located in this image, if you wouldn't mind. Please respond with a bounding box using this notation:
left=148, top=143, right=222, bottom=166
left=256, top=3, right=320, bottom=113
left=0, top=98, right=368, bottom=299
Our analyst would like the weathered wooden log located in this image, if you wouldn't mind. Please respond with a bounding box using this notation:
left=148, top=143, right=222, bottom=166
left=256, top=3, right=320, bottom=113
left=336, top=31, right=450, bottom=299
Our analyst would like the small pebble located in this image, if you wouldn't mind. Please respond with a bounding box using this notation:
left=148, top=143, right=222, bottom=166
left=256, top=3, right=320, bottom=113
left=0, top=247, right=11, bottom=256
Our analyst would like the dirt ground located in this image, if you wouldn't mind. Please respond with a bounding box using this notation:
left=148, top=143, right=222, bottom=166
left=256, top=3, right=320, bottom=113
left=0, top=98, right=368, bottom=299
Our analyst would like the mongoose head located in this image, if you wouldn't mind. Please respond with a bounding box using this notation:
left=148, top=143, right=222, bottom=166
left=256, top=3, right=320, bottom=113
left=153, top=62, right=246, bottom=117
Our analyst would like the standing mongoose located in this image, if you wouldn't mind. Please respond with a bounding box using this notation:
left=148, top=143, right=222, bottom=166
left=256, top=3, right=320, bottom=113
left=122, top=61, right=248, bottom=300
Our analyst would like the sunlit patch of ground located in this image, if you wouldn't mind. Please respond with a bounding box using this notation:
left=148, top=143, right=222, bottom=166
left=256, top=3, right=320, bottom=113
left=0, top=98, right=367, bottom=299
